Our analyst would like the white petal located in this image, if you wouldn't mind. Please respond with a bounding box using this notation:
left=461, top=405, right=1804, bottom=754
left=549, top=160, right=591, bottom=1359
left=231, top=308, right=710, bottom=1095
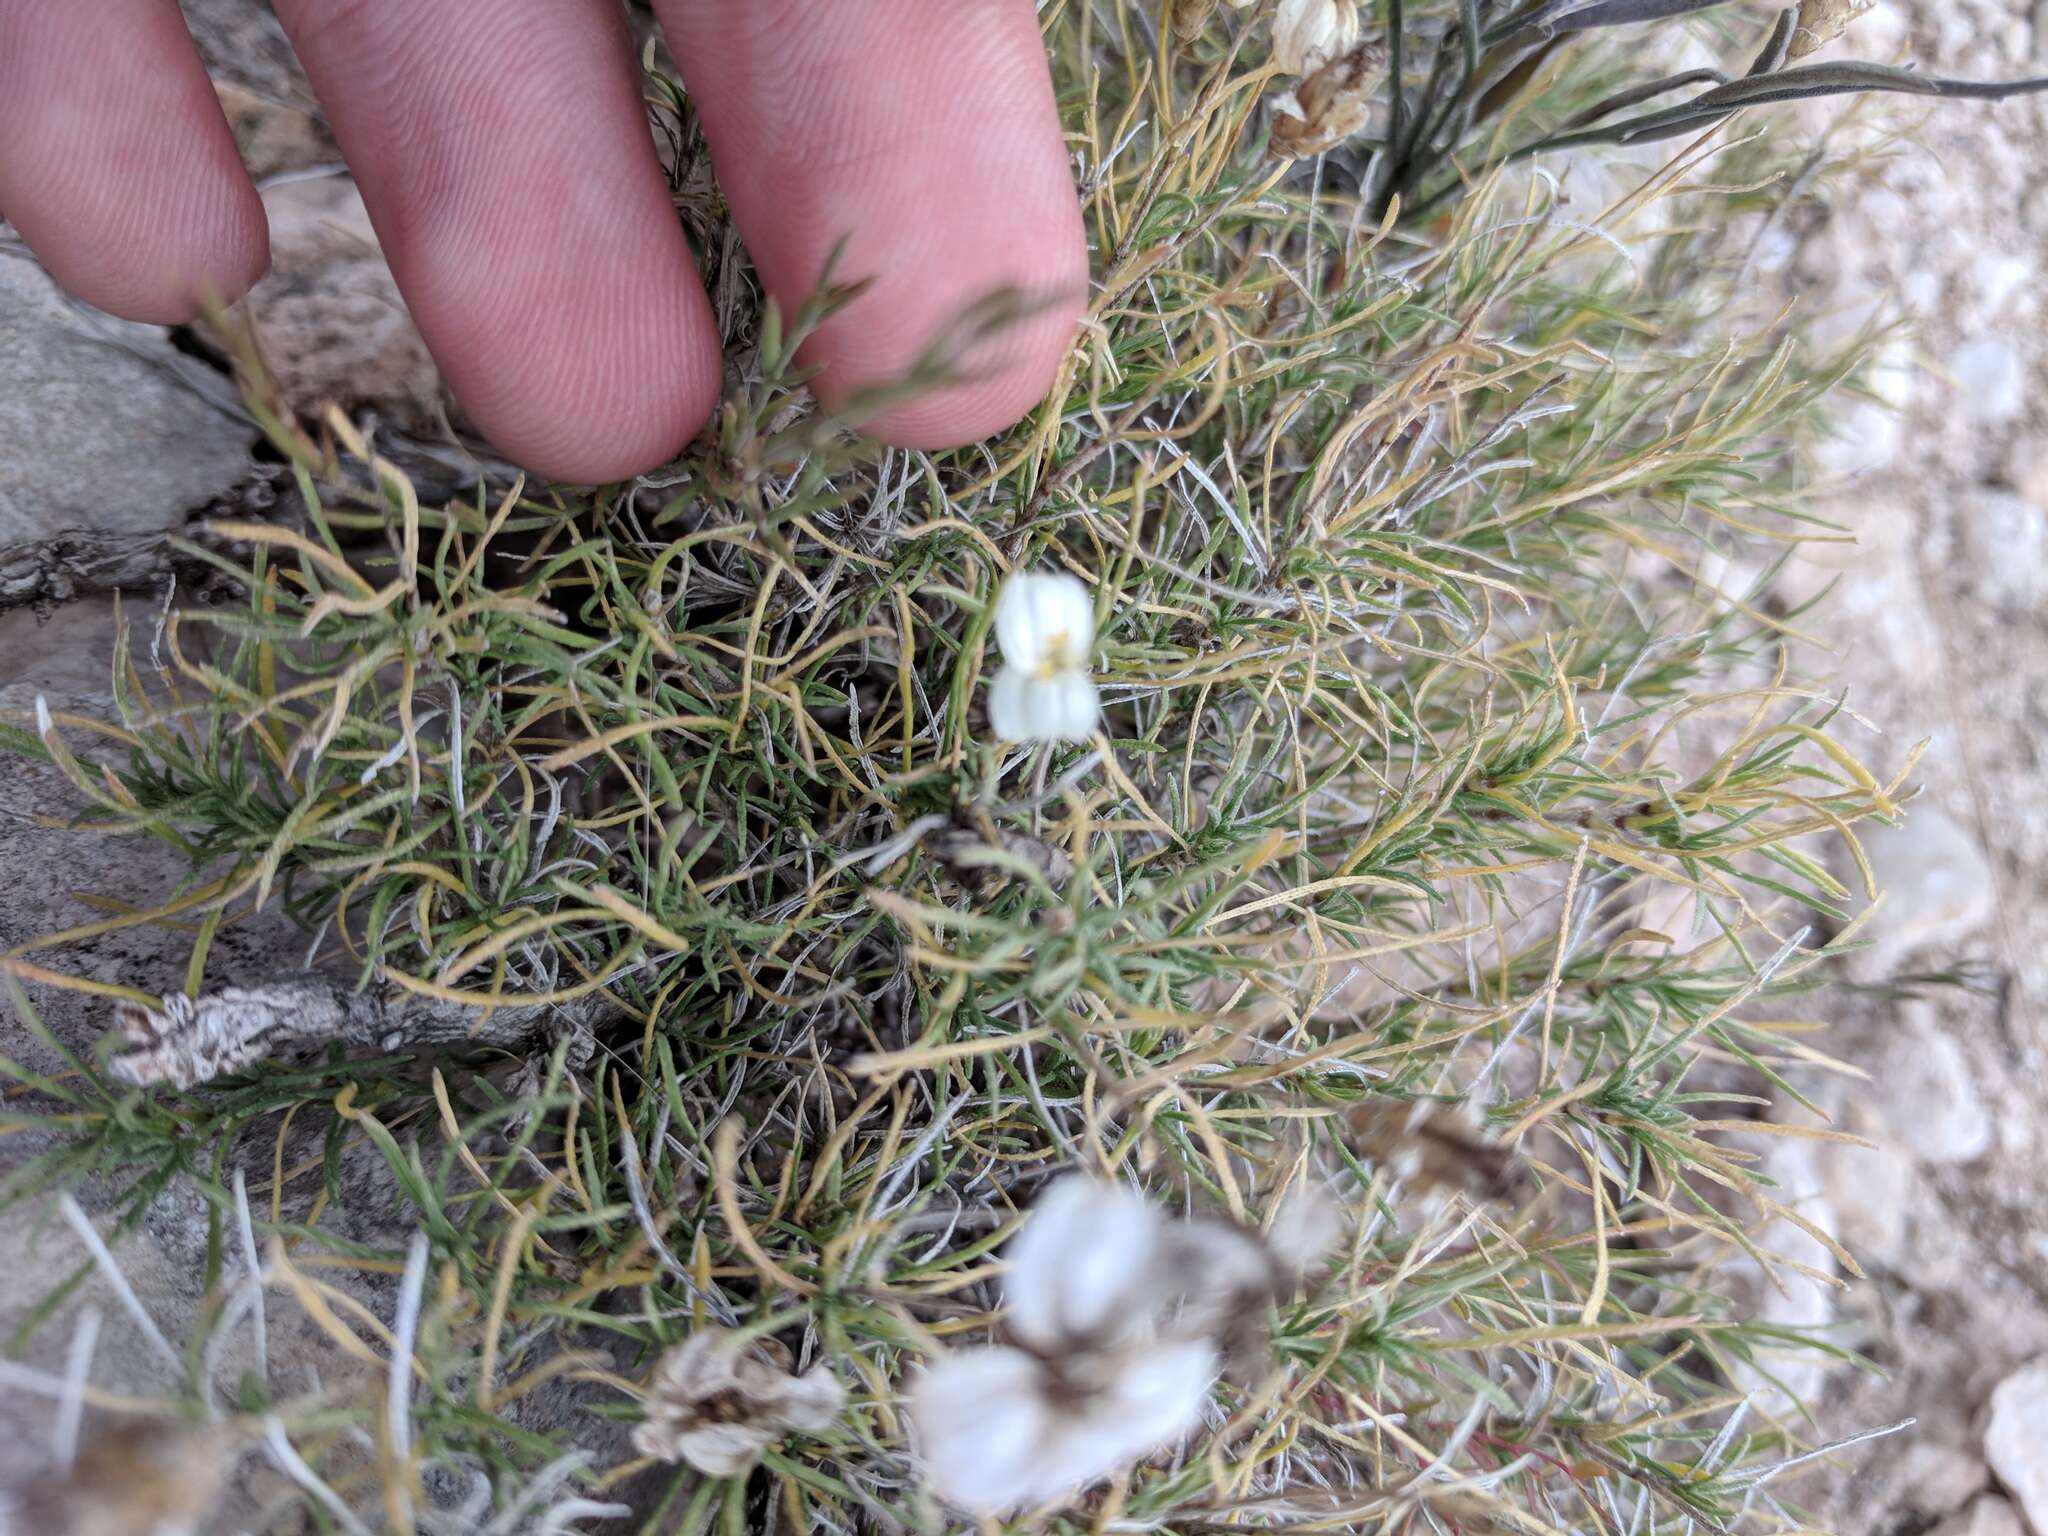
left=910, top=1349, right=1056, bottom=1514
left=1005, top=1175, right=1162, bottom=1351
left=1039, top=670, right=1101, bottom=743
left=994, top=571, right=1095, bottom=672
left=1089, top=1338, right=1218, bottom=1466
left=1267, top=1184, right=1345, bottom=1274
left=1019, top=1341, right=1218, bottom=1508
left=776, top=1367, right=846, bottom=1432
left=647, top=1328, right=745, bottom=1401
left=1022, top=1420, right=1131, bottom=1509
left=988, top=667, right=1099, bottom=745
left=987, top=665, right=1035, bottom=743
left=630, top=1419, right=680, bottom=1462
left=676, top=1423, right=775, bottom=1477
left=1274, top=0, right=1361, bottom=74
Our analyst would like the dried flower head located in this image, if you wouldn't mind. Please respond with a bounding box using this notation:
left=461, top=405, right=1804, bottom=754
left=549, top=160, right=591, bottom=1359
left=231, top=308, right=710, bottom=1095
left=926, top=819, right=1076, bottom=889
left=987, top=570, right=1100, bottom=744
left=1273, top=0, right=1362, bottom=75
left=1789, top=0, right=1880, bottom=57
left=1270, top=40, right=1387, bottom=158
left=1346, top=1098, right=1522, bottom=1204
left=632, top=1328, right=844, bottom=1477
left=907, top=1174, right=1339, bottom=1514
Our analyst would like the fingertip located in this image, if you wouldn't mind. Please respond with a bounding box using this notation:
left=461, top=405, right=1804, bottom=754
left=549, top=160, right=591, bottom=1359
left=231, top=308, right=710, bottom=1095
left=105, top=175, right=271, bottom=326
left=461, top=332, right=722, bottom=485
left=826, top=282, right=1087, bottom=450
left=45, top=210, right=269, bottom=328
left=368, top=163, right=725, bottom=485
left=662, top=0, right=1088, bottom=452
left=199, top=176, right=274, bottom=315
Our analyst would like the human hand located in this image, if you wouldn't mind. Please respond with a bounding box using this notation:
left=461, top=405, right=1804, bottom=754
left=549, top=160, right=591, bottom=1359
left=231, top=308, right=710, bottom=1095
left=0, top=1, right=1088, bottom=482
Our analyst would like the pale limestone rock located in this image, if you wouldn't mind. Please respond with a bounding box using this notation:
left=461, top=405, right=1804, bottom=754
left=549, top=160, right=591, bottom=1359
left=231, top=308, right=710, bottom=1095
left=1984, top=1361, right=2048, bottom=1535
left=207, top=175, right=442, bottom=432
left=2009, top=436, right=2048, bottom=509
left=1873, top=1008, right=1995, bottom=1167
left=1963, top=489, right=2048, bottom=613
left=0, top=259, right=253, bottom=548
left=1813, top=397, right=1902, bottom=479
left=1808, top=1096, right=1915, bottom=1264
left=1931, top=1495, right=2027, bottom=1536
left=1856, top=808, right=1997, bottom=963
left=212, top=81, right=335, bottom=181
left=1725, top=1138, right=1841, bottom=1411
left=1968, top=254, right=2033, bottom=320
left=1951, top=337, right=2026, bottom=426
left=1894, top=1440, right=1992, bottom=1522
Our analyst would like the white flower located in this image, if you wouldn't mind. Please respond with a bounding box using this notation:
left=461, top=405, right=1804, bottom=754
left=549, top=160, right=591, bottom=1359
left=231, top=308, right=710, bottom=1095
left=907, top=1175, right=1224, bottom=1513
left=994, top=572, right=1094, bottom=682
left=632, top=1328, right=844, bottom=1476
left=1002, top=1174, right=1164, bottom=1352
left=987, top=570, right=1100, bottom=744
left=906, top=1173, right=1345, bottom=1511
left=1273, top=0, right=1361, bottom=75
left=911, top=1337, right=1218, bottom=1515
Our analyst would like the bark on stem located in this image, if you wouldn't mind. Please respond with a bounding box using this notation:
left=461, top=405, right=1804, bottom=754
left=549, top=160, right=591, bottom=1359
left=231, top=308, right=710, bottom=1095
left=109, top=973, right=604, bottom=1090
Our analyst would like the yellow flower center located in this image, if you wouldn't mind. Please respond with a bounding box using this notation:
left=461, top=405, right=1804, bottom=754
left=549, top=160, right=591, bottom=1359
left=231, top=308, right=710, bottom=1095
left=1036, top=628, right=1077, bottom=679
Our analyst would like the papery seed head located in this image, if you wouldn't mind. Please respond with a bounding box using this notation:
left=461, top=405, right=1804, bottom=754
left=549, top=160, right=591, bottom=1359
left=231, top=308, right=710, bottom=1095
left=1789, top=0, right=1879, bottom=57
left=1273, top=0, right=1361, bottom=75
left=1269, top=41, right=1385, bottom=158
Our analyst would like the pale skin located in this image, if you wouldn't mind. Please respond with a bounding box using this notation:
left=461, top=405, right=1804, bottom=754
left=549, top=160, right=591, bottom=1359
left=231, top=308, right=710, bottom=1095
left=0, top=0, right=1090, bottom=482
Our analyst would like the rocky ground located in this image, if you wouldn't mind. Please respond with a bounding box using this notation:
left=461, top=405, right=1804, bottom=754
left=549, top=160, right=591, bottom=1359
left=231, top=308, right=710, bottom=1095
left=2, top=2, right=2047, bottom=1532
left=1737, top=3, right=2048, bottom=1531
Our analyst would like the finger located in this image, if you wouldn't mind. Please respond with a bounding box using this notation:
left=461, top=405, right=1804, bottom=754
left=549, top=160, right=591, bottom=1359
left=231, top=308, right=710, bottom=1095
left=0, top=0, right=267, bottom=323
left=270, top=0, right=721, bottom=483
left=656, top=0, right=1088, bottom=448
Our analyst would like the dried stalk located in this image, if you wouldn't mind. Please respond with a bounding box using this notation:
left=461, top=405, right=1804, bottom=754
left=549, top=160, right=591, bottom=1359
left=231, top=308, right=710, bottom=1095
left=108, top=974, right=605, bottom=1090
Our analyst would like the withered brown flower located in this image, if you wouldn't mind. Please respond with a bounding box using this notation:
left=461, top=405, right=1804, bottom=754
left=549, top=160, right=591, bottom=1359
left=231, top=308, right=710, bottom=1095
left=632, top=1328, right=844, bottom=1477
